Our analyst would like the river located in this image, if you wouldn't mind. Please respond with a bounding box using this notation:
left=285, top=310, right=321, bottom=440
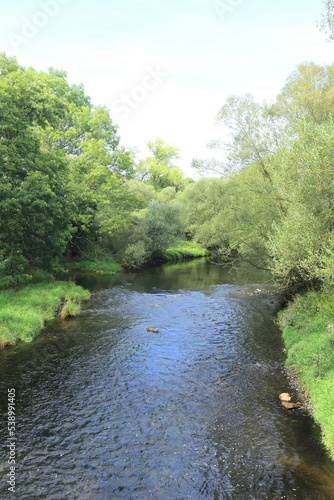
left=1, top=259, right=334, bottom=499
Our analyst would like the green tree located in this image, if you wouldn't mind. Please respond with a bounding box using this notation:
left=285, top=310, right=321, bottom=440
left=192, top=94, right=284, bottom=179
left=111, top=200, right=185, bottom=268
left=267, top=120, right=334, bottom=287
left=189, top=62, right=334, bottom=284
left=38, top=78, right=138, bottom=256
left=144, top=200, right=185, bottom=257
left=276, top=62, right=334, bottom=123
left=137, top=138, right=190, bottom=190
left=0, top=53, right=139, bottom=285
left=0, top=54, right=72, bottom=285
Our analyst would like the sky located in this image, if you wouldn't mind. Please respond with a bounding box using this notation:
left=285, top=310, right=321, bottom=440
left=0, top=0, right=332, bottom=176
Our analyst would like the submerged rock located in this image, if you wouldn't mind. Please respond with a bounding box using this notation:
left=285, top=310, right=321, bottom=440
left=279, top=393, right=292, bottom=402
left=279, top=393, right=300, bottom=409
left=281, top=401, right=300, bottom=410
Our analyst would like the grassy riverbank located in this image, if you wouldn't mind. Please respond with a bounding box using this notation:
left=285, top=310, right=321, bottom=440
left=0, top=281, right=91, bottom=347
left=69, top=255, right=122, bottom=274
left=278, top=289, right=334, bottom=458
left=162, top=241, right=209, bottom=261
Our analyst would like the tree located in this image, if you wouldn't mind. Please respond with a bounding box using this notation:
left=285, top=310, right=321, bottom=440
left=192, top=94, right=284, bottom=179
left=276, top=62, right=334, bottom=123
left=137, top=138, right=190, bottom=191
left=189, top=62, right=334, bottom=282
left=0, top=54, right=139, bottom=285
left=0, top=54, right=72, bottom=285
left=144, top=201, right=185, bottom=257
left=37, top=77, right=138, bottom=256
left=267, top=120, right=334, bottom=288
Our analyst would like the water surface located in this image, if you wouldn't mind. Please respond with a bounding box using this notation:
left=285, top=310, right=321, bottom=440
left=1, top=259, right=334, bottom=499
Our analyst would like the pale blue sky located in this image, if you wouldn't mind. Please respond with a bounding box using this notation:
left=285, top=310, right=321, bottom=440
left=1, top=0, right=332, bottom=175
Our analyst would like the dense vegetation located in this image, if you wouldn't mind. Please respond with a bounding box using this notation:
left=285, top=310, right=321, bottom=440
left=0, top=54, right=193, bottom=287
left=1, top=53, right=333, bottom=293
left=190, top=62, right=334, bottom=291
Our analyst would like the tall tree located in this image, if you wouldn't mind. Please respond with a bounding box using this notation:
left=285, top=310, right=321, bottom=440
left=0, top=54, right=139, bottom=285
left=0, top=54, right=72, bottom=285
left=192, top=94, right=284, bottom=179
left=137, top=138, right=189, bottom=191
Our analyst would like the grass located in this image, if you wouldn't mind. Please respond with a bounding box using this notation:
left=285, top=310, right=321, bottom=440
left=278, top=288, right=334, bottom=458
left=162, top=240, right=209, bottom=261
left=0, top=281, right=91, bottom=346
left=69, top=255, right=122, bottom=274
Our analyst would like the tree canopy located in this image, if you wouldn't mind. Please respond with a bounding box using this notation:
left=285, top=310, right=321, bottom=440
left=1, top=53, right=333, bottom=292
left=186, top=61, right=334, bottom=289
left=0, top=54, right=139, bottom=286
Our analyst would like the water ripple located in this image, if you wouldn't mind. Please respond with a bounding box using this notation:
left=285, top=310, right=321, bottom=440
left=1, top=263, right=334, bottom=499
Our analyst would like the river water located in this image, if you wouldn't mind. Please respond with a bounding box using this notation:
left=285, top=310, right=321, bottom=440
left=1, top=259, right=334, bottom=499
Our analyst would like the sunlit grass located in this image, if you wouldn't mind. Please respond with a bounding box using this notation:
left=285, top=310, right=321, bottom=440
left=163, top=240, right=209, bottom=261
left=70, top=255, right=122, bottom=274
left=0, top=281, right=91, bottom=346
left=278, top=289, right=334, bottom=458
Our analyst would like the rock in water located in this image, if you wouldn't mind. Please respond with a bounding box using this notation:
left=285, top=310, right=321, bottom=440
left=146, top=328, right=159, bottom=333
left=281, top=401, right=300, bottom=410
left=279, top=393, right=292, bottom=402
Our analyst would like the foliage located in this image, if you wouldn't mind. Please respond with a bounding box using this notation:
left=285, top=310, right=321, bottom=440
left=112, top=201, right=185, bottom=268
left=144, top=200, right=185, bottom=257
left=122, top=241, right=148, bottom=269
left=0, top=53, right=139, bottom=286
left=186, top=61, right=334, bottom=288
left=137, top=138, right=192, bottom=191
left=192, top=94, right=284, bottom=178
left=0, top=56, right=73, bottom=285
left=180, top=166, right=281, bottom=268
left=278, top=289, right=334, bottom=457
left=0, top=281, right=90, bottom=345
left=267, top=119, right=334, bottom=288
left=276, top=62, right=334, bottom=123
left=319, top=0, right=334, bottom=40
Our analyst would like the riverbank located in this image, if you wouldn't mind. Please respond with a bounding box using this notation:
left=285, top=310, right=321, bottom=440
left=69, top=255, right=122, bottom=274
left=162, top=241, right=209, bottom=261
left=0, top=280, right=91, bottom=347
left=278, top=289, right=334, bottom=459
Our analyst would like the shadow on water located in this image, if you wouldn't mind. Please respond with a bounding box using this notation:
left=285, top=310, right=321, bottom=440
left=73, top=258, right=273, bottom=293
left=0, top=259, right=334, bottom=499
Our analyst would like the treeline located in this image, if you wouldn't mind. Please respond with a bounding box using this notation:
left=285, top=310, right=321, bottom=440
left=188, top=62, right=334, bottom=292
left=0, top=54, right=192, bottom=287
left=1, top=53, right=334, bottom=294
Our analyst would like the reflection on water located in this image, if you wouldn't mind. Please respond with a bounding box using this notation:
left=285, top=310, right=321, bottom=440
left=0, top=260, right=334, bottom=499
left=73, top=258, right=273, bottom=293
